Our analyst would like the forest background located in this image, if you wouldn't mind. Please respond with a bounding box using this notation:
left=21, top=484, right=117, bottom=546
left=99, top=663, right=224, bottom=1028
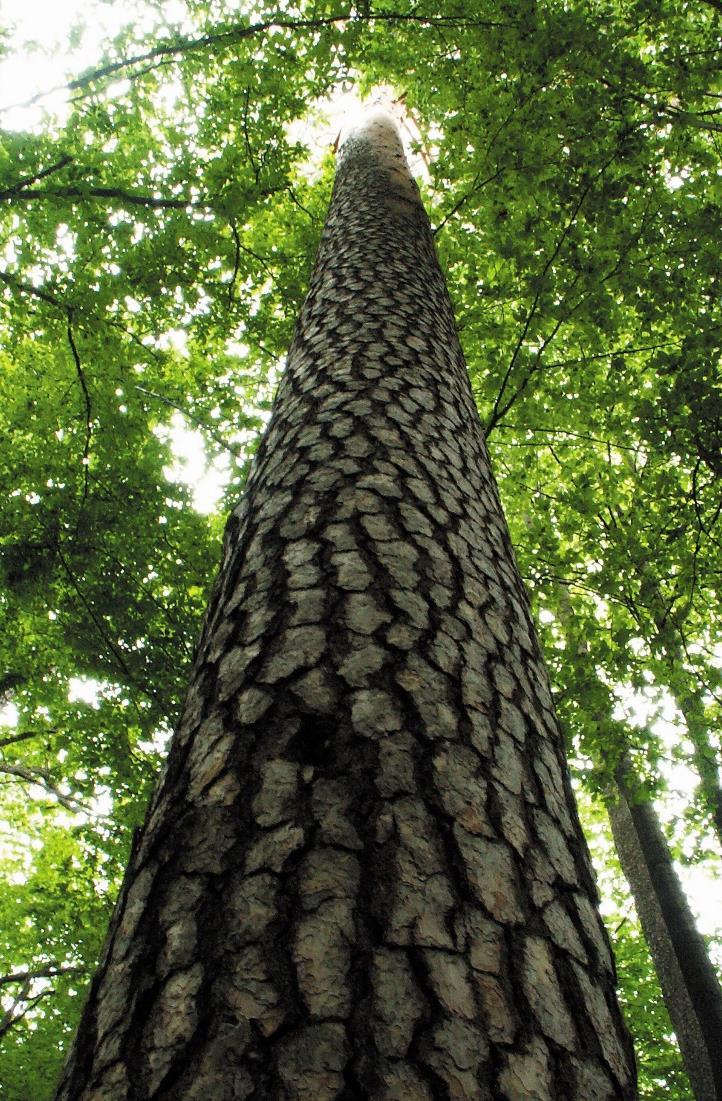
left=0, top=0, right=720, bottom=1097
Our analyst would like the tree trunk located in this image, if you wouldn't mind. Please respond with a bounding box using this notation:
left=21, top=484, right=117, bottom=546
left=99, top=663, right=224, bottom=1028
left=637, top=569, right=722, bottom=847
left=54, top=111, right=637, bottom=1101
left=549, top=586, right=722, bottom=1097
left=608, top=760, right=722, bottom=1101
left=666, top=674, right=722, bottom=848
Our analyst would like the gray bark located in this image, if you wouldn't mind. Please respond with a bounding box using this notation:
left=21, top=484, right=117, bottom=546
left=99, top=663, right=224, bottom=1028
left=54, top=111, right=637, bottom=1101
left=609, top=762, right=722, bottom=1101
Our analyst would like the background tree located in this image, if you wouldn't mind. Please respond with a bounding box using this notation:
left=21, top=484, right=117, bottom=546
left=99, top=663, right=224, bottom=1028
left=1, top=1, right=720, bottom=1098
left=609, top=755, right=722, bottom=1101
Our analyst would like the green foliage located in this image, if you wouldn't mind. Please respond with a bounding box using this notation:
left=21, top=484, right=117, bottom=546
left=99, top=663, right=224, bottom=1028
left=1, top=0, right=721, bottom=1094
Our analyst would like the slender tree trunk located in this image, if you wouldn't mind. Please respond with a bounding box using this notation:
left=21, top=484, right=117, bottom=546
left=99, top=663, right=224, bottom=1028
left=666, top=675, right=722, bottom=848
left=608, top=760, right=722, bottom=1101
left=551, top=587, right=722, bottom=1097
left=639, top=572, right=722, bottom=846
left=54, top=111, right=636, bottom=1101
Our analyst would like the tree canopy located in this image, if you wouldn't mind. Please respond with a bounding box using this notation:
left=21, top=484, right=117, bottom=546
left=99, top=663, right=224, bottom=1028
left=0, top=2, right=720, bottom=1097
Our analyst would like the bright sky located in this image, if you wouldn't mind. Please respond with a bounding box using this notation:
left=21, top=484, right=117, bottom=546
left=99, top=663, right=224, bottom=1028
left=1, top=0, right=123, bottom=128
left=2, top=0, right=721, bottom=952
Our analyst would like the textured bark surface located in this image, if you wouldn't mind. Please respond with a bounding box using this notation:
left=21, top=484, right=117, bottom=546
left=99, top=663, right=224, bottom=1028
left=609, top=764, right=722, bottom=1101
left=55, top=111, right=637, bottom=1101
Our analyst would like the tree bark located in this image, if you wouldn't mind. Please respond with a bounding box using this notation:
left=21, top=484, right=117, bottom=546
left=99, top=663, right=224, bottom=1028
left=54, top=111, right=637, bottom=1101
left=608, top=761, right=722, bottom=1101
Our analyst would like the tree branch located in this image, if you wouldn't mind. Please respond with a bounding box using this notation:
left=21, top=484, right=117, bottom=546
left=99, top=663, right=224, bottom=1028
left=0, top=964, right=86, bottom=988
left=67, top=318, right=92, bottom=509
left=0, top=155, right=74, bottom=201
left=1, top=186, right=199, bottom=210
left=0, top=269, right=68, bottom=310
left=0, top=762, right=92, bottom=813
left=3, top=13, right=510, bottom=111
left=0, top=965, right=86, bottom=1041
left=0, top=729, right=55, bottom=749
left=432, top=167, right=504, bottom=236
left=227, top=221, right=242, bottom=305
left=53, top=543, right=136, bottom=686
left=487, top=157, right=617, bottom=433
left=132, top=384, right=246, bottom=460
left=0, top=978, right=33, bottom=1042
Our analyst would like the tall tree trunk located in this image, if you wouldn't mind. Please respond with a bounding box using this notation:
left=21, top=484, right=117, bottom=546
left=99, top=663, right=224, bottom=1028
left=54, top=111, right=636, bottom=1101
left=678, top=688, right=722, bottom=845
left=608, top=760, right=722, bottom=1101
left=636, top=566, right=722, bottom=846
left=550, top=585, right=722, bottom=1097
left=662, top=668, right=722, bottom=848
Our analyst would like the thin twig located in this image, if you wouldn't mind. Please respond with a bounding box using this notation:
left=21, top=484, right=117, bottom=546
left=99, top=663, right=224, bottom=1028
left=0, top=987, right=58, bottom=1041
left=0, top=763, right=93, bottom=814
left=1, top=185, right=198, bottom=210
left=433, top=167, right=504, bottom=236
left=54, top=542, right=136, bottom=686
left=488, top=155, right=617, bottom=433
left=133, top=384, right=246, bottom=459
left=0, top=269, right=67, bottom=310
left=66, top=317, right=91, bottom=508
left=228, top=220, right=242, bottom=305
left=284, top=183, right=315, bottom=222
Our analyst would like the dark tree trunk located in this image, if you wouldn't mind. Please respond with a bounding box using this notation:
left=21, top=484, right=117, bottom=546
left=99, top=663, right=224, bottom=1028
left=609, top=760, right=722, bottom=1101
left=55, top=111, right=636, bottom=1101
